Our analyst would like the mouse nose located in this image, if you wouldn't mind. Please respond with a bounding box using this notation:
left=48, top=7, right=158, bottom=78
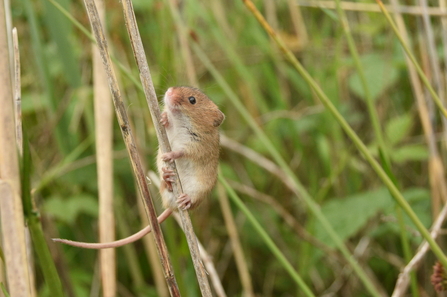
left=166, top=87, right=174, bottom=96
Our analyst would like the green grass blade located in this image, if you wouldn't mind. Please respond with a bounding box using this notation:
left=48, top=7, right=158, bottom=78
left=240, top=0, right=447, bottom=269
left=219, top=175, right=315, bottom=297
left=192, top=42, right=382, bottom=297
left=43, top=0, right=81, bottom=88
left=21, top=133, right=64, bottom=297
left=333, top=2, right=419, bottom=295
left=375, top=0, right=447, bottom=119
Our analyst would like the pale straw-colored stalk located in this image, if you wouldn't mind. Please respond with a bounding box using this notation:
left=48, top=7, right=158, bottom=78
left=0, top=1, right=31, bottom=294
left=297, top=0, right=447, bottom=16
left=118, top=0, right=211, bottom=294
left=92, top=0, right=116, bottom=295
left=82, top=0, right=181, bottom=294
left=217, top=183, right=254, bottom=297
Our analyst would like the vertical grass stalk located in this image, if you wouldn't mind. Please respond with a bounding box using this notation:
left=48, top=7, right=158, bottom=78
left=375, top=0, right=447, bottom=119
left=240, top=0, right=447, bottom=269
left=219, top=176, right=315, bottom=297
left=192, top=41, right=383, bottom=297
left=0, top=1, right=31, bottom=294
left=119, top=0, right=211, bottom=294
left=93, top=0, right=116, bottom=294
left=82, top=0, right=181, bottom=294
left=217, top=183, right=254, bottom=297
left=333, top=1, right=418, bottom=294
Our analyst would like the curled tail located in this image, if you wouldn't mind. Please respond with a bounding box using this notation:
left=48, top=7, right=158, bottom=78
left=52, top=209, right=173, bottom=249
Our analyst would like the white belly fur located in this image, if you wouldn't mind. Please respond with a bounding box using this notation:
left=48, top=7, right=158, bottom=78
left=160, top=112, right=204, bottom=209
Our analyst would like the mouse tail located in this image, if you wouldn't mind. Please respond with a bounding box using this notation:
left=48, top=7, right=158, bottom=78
left=52, top=209, right=173, bottom=249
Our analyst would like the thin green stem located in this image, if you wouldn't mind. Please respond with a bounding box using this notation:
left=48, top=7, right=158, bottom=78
left=240, top=0, right=447, bottom=269
left=28, top=218, right=64, bottom=295
left=333, top=2, right=418, bottom=294
left=334, top=0, right=386, bottom=159
left=219, top=175, right=315, bottom=297
left=375, top=0, right=447, bottom=119
left=21, top=136, right=64, bottom=296
left=396, top=206, right=419, bottom=296
left=192, top=42, right=382, bottom=297
left=47, top=0, right=143, bottom=92
left=0, top=283, right=10, bottom=297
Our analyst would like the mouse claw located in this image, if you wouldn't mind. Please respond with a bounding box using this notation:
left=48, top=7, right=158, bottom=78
left=160, top=112, right=169, bottom=127
left=161, top=151, right=184, bottom=163
left=177, top=193, right=192, bottom=210
left=161, top=152, right=174, bottom=162
left=162, top=167, right=175, bottom=181
left=162, top=167, right=175, bottom=191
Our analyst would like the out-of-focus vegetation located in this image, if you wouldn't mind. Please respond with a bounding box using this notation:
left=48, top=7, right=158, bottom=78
left=6, top=0, right=447, bottom=295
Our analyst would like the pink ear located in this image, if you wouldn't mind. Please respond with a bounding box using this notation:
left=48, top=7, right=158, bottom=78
left=213, top=110, right=225, bottom=127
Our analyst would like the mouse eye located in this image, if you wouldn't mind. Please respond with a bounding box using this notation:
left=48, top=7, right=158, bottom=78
left=188, top=96, right=196, bottom=104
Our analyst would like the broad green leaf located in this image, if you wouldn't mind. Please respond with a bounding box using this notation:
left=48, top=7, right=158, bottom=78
left=314, top=188, right=392, bottom=247
left=385, top=114, right=413, bottom=146
left=391, top=145, right=429, bottom=163
left=315, top=188, right=430, bottom=247
left=348, top=53, right=399, bottom=101
left=43, top=0, right=81, bottom=88
left=44, top=195, right=98, bottom=225
left=374, top=188, right=431, bottom=243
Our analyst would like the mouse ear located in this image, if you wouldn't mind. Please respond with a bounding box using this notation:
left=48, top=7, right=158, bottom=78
left=213, top=110, right=225, bottom=127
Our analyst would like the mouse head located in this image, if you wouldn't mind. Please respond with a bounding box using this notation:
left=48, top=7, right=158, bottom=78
left=164, top=86, right=225, bottom=129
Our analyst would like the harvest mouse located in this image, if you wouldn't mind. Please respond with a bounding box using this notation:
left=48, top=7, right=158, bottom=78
left=53, top=86, right=225, bottom=249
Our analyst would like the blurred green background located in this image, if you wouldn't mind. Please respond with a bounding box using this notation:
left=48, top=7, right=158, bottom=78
left=10, top=0, right=447, bottom=295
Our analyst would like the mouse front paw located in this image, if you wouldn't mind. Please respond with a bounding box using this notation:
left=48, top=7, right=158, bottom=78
left=160, top=112, right=169, bottom=127
left=161, top=151, right=184, bottom=163
left=177, top=193, right=192, bottom=210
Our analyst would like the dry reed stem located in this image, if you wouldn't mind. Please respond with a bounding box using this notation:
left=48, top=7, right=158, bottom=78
left=390, top=0, right=447, bottom=212
left=386, top=0, right=447, bottom=294
left=136, top=194, right=169, bottom=297
left=287, top=0, right=308, bottom=48
left=220, top=135, right=294, bottom=189
left=418, top=0, right=447, bottom=213
left=4, top=0, right=12, bottom=79
left=12, top=27, right=22, bottom=155
left=297, top=0, right=447, bottom=16
left=0, top=2, right=31, bottom=294
left=195, top=240, right=226, bottom=297
left=217, top=183, right=254, bottom=297
left=81, top=0, right=180, bottom=295
left=174, top=212, right=229, bottom=297
left=227, top=180, right=339, bottom=259
left=12, top=27, right=37, bottom=297
left=209, top=0, right=234, bottom=41
left=148, top=171, right=227, bottom=297
left=392, top=202, right=447, bottom=296
left=265, top=0, right=293, bottom=104
left=0, top=182, right=30, bottom=297
left=166, top=0, right=198, bottom=86
left=92, top=0, right=116, bottom=295
left=440, top=0, right=447, bottom=67
left=118, top=0, right=211, bottom=295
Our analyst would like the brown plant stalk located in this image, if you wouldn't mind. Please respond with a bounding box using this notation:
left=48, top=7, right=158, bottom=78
left=217, top=183, right=254, bottom=297
left=118, top=0, right=212, bottom=295
left=147, top=171, right=227, bottom=297
left=92, top=0, right=116, bottom=294
left=80, top=0, right=181, bottom=295
left=0, top=1, right=31, bottom=295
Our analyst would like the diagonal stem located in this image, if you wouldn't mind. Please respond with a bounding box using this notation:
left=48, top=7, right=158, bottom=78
left=82, top=0, right=181, bottom=295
